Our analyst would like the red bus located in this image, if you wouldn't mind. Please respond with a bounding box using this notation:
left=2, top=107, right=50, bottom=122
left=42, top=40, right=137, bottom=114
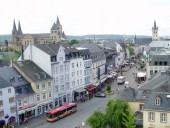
left=46, top=102, right=77, bottom=122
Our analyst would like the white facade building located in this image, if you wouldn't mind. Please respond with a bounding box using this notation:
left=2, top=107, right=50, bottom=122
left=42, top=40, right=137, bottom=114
left=0, top=77, right=16, bottom=127
left=19, top=43, right=90, bottom=105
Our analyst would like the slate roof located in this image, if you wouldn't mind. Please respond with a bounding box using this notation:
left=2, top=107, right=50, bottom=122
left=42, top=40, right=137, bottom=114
left=13, top=60, right=52, bottom=82
left=17, top=33, right=50, bottom=39
left=73, top=42, right=104, bottom=54
left=34, top=43, right=78, bottom=56
left=149, top=54, right=170, bottom=66
left=113, top=87, right=137, bottom=101
left=139, top=71, right=169, bottom=91
left=34, top=43, right=61, bottom=56
left=144, top=92, right=170, bottom=111
left=0, top=76, right=12, bottom=89
left=0, top=67, right=29, bottom=87
left=135, top=38, right=152, bottom=45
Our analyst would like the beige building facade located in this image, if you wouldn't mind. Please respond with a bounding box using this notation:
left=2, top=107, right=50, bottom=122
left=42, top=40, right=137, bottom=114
left=12, top=16, right=67, bottom=51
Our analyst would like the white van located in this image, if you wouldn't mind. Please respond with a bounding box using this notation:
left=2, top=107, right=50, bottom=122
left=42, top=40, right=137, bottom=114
left=117, top=76, right=125, bottom=84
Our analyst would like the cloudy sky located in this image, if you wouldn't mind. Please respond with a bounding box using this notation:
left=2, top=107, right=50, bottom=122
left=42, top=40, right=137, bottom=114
left=0, top=0, right=170, bottom=36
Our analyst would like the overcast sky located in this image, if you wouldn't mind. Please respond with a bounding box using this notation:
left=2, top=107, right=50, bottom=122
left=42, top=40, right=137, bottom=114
left=0, top=0, right=170, bottom=36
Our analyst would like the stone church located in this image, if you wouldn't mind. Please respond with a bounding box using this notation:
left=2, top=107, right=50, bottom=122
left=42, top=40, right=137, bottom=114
left=12, top=16, right=67, bottom=51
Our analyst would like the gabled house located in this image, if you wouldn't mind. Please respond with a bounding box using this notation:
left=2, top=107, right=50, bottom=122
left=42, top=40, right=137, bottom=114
left=13, top=60, right=53, bottom=116
left=0, top=77, right=16, bottom=128
left=0, top=67, right=35, bottom=123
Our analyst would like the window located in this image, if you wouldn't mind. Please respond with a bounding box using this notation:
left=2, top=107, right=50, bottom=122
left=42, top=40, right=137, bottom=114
left=77, top=71, right=79, bottom=76
left=42, top=83, right=46, bottom=89
left=77, top=63, right=78, bottom=67
left=36, top=84, right=40, bottom=90
left=155, top=61, right=158, bottom=65
left=80, top=79, right=82, bottom=84
left=49, top=91, right=52, bottom=98
left=149, top=112, right=155, bottom=121
left=0, top=110, right=4, bottom=117
left=161, top=113, right=167, bottom=123
left=139, top=104, right=144, bottom=111
left=48, top=82, right=51, bottom=88
left=55, top=85, right=59, bottom=93
left=18, top=100, right=22, bottom=107
left=0, top=100, right=3, bottom=106
left=60, top=76, right=64, bottom=82
left=8, top=88, right=11, bottom=93
left=0, top=91, right=2, bottom=96
left=159, top=61, right=162, bottom=65
left=29, top=96, right=33, bottom=104
left=164, top=61, right=167, bottom=65
left=9, top=97, right=14, bottom=104
left=59, top=57, right=63, bottom=61
left=37, top=94, right=40, bottom=101
left=77, top=80, right=79, bottom=85
left=60, top=65, right=63, bottom=72
left=24, top=97, right=28, bottom=105
left=61, top=85, right=64, bottom=91
left=10, top=106, right=16, bottom=113
left=43, top=93, right=46, bottom=100
left=80, top=70, right=82, bottom=75
left=72, top=63, right=74, bottom=68
left=80, top=62, right=81, bottom=66
left=72, top=72, right=75, bottom=77
left=155, top=97, right=160, bottom=105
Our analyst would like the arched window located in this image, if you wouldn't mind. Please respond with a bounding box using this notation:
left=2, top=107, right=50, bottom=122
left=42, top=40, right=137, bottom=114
left=155, top=96, right=160, bottom=105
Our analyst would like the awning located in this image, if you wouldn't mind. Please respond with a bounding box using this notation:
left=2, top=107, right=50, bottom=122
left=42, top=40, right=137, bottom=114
left=137, top=72, right=146, bottom=77
left=0, top=120, right=5, bottom=124
left=85, top=85, right=96, bottom=91
left=74, top=87, right=87, bottom=93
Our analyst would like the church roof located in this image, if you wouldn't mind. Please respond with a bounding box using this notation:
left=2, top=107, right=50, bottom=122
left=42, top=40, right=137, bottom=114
left=12, top=19, right=17, bottom=33
left=18, top=21, right=23, bottom=34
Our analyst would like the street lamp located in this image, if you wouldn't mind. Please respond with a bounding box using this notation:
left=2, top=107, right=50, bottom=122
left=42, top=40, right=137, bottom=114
left=15, top=93, right=19, bottom=127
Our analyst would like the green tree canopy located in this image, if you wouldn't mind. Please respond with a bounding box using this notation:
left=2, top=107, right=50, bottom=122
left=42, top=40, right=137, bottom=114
left=87, top=111, right=106, bottom=128
left=87, top=99, right=136, bottom=128
left=127, top=43, right=134, bottom=55
left=69, top=39, right=79, bottom=45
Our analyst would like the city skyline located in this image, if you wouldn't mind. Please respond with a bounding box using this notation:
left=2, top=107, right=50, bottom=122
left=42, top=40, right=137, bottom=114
left=0, top=0, right=170, bottom=36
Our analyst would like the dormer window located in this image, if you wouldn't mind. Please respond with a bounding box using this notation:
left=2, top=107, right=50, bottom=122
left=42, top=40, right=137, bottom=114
left=155, top=61, right=158, bottom=65
left=155, top=97, right=160, bottom=105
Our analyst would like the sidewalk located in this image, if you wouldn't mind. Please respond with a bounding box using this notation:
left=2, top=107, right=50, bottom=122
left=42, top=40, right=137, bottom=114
left=19, top=114, right=46, bottom=128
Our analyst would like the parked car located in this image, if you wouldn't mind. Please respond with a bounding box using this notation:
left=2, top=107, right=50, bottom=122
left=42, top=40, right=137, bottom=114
left=95, top=92, right=106, bottom=98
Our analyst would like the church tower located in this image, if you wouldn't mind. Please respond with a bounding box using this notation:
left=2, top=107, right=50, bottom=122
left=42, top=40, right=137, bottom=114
left=12, top=19, right=18, bottom=44
left=152, top=20, right=158, bottom=41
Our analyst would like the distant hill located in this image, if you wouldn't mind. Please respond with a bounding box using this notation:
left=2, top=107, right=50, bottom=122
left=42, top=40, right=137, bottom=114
left=0, top=34, right=152, bottom=44
left=0, top=35, right=11, bottom=44
left=67, top=34, right=151, bottom=41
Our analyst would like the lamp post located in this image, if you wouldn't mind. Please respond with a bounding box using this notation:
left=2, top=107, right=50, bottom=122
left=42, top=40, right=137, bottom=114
left=15, top=93, right=19, bottom=128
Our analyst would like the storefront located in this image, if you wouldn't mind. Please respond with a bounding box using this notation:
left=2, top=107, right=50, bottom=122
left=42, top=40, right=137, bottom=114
left=85, top=85, right=96, bottom=99
left=0, top=120, right=5, bottom=128
left=55, top=94, right=71, bottom=107
left=73, top=87, right=87, bottom=102
left=8, top=116, right=16, bottom=127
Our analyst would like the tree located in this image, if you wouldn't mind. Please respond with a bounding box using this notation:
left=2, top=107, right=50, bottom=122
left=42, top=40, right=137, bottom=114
left=122, top=106, right=136, bottom=128
left=69, top=39, right=79, bottom=45
left=87, top=111, right=106, bottom=128
left=127, top=44, right=134, bottom=55
left=87, top=99, right=136, bottom=128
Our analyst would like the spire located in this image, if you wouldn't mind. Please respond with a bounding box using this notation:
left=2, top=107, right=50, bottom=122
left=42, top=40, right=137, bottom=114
left=56, top=16, right=60, bottom=25
left=12, top=19, right=17, bottom=34
left=51, top=22, right=57, bottom=30
left=62, top=31, right=66, bottom=39
left=153, top=20, right=158, bottom=30
left=18, top=21, right=23, bottom=34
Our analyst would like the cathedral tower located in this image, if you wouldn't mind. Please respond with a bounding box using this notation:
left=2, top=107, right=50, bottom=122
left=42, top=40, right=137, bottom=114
left=152, top=20, right=158, bottom=41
